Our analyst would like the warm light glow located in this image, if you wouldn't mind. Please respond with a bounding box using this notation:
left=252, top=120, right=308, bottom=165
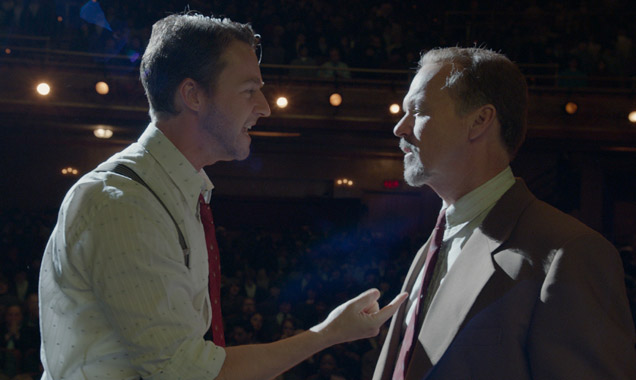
left=57, top=16, right=63, bottom=22
left=61, top=167, right=79, bottom=176
left=4, top=48, right=10, bottom=54
left=95, top=81, right=109, bottom=95
left=94, top=127, right=113, bottom=139
left=564, top=102, right=578, bottom=115
left=276, top=96, right=288, bottom=108
left=329, top=93, right=342, bottom=107
left=629, top=111, right=636, bottom=123
left=36, top=82, right=51, bottom=96
left=335, top=178, right=354, bottom=187
left=389, top=103, right=401, bottom=114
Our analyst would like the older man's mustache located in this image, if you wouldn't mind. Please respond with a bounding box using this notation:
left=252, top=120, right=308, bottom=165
left=399, top=139, right=418, bottom=154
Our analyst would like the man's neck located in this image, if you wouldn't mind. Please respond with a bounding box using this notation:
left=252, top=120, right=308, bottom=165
left=434, top=163, right=510, bottom=206
left=155, top=117, right=218, bottom=171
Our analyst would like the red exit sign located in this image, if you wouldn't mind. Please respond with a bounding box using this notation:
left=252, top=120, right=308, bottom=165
left=383, top=180, right=401, bottom=189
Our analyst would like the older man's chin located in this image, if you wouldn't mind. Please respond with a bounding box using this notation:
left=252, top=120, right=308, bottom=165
left=403, top=165, right=429, bottom=188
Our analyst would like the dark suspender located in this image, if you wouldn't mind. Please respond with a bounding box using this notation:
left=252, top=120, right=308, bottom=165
left=96, top=162, right=190, bottom=267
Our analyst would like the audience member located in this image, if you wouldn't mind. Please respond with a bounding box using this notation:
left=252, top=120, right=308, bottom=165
left=318, top=48, right=351, bottom=79
left=1, top=304, right=39, bottom=378
left=289, top=44, right=318, bottom=78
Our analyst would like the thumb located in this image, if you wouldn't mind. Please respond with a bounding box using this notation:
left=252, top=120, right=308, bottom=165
left=373, top=292, right=408, bottom=324
left=351, top=288, right=381, bottom=310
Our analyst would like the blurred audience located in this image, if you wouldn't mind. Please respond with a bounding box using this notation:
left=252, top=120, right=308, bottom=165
left=1, top=205, right=635, bottom=378
left=1, top=0, right=634, bottom=84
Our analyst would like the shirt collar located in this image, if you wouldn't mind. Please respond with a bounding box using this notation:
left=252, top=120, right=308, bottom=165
left=443, top=166, right=515, bottom=235
left=199, top=170, right=215, bottom=203
left=138, top=123, right=213, bottom=211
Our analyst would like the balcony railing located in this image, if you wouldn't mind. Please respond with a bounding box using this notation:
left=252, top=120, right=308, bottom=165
left=2, top=35, right=635, bottom=92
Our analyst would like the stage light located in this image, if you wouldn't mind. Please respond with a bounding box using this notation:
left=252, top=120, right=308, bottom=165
left=61, top=167, right=79, bottom=176
left=4, top=48, right=10, bottom=55
left=629, top=111, right=636, bottom=123
left=329, top=93, right=342, bottom=107
left=276, top=96, right=288, bottom=108
left=57, top=16, right=63, bottom=22
left=94, top=127, right=113, bottom=139
left=36, top=83, right=51, bottom=96
left=389, top=103, right=401, bottom=114
left=95, top=81, right=109, bottom=95
left=564, top=101, right=578, bottom=115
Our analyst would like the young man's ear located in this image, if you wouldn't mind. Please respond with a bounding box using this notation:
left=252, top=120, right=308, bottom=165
left=177, top=78, right=204, bottom=113
left=468, top=104, right=497, bottom=141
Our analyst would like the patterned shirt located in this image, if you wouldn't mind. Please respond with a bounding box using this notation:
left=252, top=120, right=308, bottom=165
left=39, top=124, right=225, bottom=379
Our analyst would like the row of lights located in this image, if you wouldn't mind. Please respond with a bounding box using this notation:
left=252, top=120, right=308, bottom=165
left=36, top=80, right=636, bottom=122
left=335, top=178, right=354, bottom=187
left=61, top=167, right=79, bottom=176
left=275, top=93, right=402, bottom=114
left=32, top=82, right=636, bottom=126
left=35, top=81, right=403, bottom=114
left=270, top=95, right=636, bottom=122
left=36, top=81, right=110, bottom=96
left=564, top=101, right=636, bottom=122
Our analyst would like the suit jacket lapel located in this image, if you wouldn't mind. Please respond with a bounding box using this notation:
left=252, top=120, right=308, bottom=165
left=417, top=226, right=498, bottom=364
left=374, top=238, right=432, bottom=380
left=376, top=180, right=536, bottom=380
left=416, top=179, right=535, bottom=365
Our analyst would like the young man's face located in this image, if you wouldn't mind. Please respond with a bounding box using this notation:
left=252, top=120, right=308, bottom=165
left=199, top=41, right=271, bottom=162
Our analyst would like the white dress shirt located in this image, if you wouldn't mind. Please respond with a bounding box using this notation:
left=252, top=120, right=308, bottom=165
left=404, top=167, right=516, bottom=328
left=39, top=124, right=225, bottom=380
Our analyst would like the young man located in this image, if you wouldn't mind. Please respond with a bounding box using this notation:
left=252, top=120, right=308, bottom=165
left=39, top=13, right=406, bottom=380
left=373, top=47, right=636, bottom=380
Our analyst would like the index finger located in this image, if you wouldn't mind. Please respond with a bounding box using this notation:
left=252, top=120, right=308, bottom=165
left=373, top=292, right=408, bottom=325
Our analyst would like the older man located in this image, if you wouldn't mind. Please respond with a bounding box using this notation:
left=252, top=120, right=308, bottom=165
left=373, top=47, right=636, bottom=380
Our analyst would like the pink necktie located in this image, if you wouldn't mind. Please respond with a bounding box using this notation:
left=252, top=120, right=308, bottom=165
left=199, top=194, right=226, bottom=347
left=392, top=208, right=447, bottom=380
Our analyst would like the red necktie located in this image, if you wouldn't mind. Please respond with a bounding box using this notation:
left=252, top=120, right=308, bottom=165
left=199, top=194, right=226, bottom=347
left=392, top=208, right=447, bottom=380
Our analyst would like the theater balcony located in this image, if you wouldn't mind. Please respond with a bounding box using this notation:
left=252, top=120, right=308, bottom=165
left=1, top=40, right=635, bottom=241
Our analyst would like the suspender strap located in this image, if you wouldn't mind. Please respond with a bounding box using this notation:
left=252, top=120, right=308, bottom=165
left=96, top=162, right=190, bottom=267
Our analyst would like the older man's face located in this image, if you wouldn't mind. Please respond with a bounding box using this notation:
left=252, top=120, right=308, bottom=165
left=393, top=63, right=470, bottom=189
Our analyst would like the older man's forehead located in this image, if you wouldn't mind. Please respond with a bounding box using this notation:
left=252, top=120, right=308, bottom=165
left=403, top=65, right=441, bottom=107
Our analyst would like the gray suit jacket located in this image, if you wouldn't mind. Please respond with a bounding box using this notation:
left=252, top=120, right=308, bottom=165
left=373, top=180, right=636, bottom=380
